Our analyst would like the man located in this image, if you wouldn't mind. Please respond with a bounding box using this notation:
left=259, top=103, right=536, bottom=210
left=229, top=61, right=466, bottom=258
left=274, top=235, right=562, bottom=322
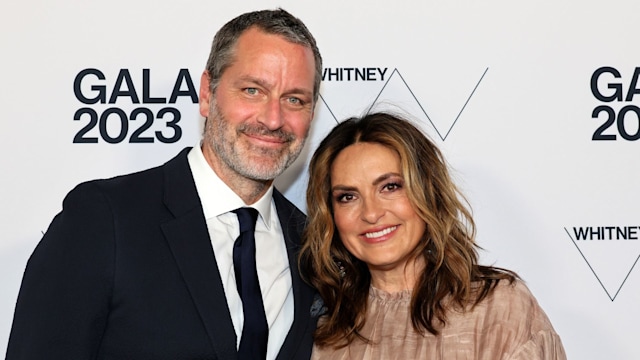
left=7, top=9, right=322, bottom=360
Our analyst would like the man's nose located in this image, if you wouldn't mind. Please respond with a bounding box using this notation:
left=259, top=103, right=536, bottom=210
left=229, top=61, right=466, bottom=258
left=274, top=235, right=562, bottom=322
left=257, top=98, right=284, bottom=130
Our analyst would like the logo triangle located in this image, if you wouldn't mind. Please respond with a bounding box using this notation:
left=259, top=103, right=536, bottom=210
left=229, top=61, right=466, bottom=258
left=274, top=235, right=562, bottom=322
left=565, top=227, right=640, bottom=301
left=367, top=68, right=489, bottom=141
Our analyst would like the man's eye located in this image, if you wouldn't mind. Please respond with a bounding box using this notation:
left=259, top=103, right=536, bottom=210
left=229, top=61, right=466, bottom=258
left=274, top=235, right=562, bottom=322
left=287, top=97, right=303, bottom=105
left=245, top=88, right=258, bottom=95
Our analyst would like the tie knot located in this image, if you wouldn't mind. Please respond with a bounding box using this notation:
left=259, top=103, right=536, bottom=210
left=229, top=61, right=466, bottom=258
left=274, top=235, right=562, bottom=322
left=233, top=207, right=259, bottom=233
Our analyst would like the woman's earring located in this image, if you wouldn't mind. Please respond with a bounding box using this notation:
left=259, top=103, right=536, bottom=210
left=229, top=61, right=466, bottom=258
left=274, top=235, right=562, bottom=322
left=336, top=261, right=346, bottom=278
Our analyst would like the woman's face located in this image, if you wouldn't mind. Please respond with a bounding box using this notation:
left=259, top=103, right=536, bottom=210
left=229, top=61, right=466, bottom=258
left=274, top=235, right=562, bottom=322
left=330, top=142, right=426, bottom=279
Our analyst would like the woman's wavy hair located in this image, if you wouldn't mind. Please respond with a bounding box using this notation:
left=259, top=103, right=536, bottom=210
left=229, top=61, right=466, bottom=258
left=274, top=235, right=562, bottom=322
left=299, top=111, right=517, bottom=348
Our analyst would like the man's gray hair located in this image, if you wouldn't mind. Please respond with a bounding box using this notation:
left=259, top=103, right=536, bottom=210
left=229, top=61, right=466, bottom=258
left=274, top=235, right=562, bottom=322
left=205, top=8, right=323, bottom=104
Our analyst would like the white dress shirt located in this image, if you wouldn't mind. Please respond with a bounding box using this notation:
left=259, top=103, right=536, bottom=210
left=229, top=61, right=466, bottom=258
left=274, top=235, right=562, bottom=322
left=187, top=145, right=294, bottom=360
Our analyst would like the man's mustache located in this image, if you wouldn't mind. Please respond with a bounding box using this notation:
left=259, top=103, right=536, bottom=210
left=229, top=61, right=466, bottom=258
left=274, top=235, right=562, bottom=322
left=238, top=123, right=296, bottom=143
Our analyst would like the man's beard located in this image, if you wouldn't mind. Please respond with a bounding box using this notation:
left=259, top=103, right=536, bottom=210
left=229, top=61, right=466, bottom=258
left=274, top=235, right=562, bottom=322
left=203, top=100, right=307, bottom=181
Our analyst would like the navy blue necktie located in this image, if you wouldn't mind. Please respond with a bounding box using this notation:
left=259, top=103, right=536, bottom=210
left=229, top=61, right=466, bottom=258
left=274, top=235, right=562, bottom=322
left=233, top=208, right=268, bottom=360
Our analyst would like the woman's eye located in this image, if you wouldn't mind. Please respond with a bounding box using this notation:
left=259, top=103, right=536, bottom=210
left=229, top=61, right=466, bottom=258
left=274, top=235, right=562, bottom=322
left=336, top=193, right=354, bottom=203
left=383, top=182, right=402, bottom=192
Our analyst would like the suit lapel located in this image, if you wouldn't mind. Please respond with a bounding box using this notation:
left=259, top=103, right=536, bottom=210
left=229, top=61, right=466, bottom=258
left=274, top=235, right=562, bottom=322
left=159, top=151, right=315, bottom=359
left=273, top=190, right=316, bottom=359
left=160, top=148, right=237, bottom=360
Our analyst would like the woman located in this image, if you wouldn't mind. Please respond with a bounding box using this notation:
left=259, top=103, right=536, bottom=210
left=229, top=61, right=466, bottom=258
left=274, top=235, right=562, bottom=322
left=300, top=112, right=566, bottom=359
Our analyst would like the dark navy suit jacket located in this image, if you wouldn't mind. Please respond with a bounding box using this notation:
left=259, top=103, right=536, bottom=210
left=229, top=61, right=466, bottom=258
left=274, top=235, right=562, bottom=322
left=7, top=148, right=317, bottom=360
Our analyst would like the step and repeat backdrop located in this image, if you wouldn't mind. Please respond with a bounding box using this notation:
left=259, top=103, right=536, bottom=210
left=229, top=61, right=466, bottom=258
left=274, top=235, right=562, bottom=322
left=1, top=0, right=638, bottom=358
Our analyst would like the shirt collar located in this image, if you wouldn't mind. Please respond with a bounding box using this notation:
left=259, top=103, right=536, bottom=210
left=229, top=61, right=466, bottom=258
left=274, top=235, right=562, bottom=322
left=187, top=144, right=274, bottom=228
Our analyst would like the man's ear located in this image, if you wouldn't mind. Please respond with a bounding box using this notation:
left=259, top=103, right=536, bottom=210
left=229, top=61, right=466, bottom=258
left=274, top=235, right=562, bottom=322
left=199, top=71, right=212, bottom=118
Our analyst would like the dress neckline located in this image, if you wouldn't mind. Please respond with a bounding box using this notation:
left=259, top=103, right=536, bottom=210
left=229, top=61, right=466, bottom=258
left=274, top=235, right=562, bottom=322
left=369, top=285, right=412, bottom=303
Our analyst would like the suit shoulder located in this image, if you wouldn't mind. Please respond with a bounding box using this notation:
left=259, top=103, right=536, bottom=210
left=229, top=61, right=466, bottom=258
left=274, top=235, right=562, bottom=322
left=70, top=148, right=190, bottom=199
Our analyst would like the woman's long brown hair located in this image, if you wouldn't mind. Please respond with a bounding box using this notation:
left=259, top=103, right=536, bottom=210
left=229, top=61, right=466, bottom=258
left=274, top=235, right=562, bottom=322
left=299, top=112, right=517, bottom=348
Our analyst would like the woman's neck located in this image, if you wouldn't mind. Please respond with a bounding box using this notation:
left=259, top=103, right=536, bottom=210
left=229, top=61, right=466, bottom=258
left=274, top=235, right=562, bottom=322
left=369, top=256, right=426, bottom=293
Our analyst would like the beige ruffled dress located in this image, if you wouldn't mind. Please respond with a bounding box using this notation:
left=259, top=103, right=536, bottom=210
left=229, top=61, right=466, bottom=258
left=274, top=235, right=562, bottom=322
left=311, top=280, right=566, bottom=360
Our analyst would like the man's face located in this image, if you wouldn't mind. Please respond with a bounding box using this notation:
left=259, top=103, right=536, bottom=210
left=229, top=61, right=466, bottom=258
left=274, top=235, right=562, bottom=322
left=199, top=27, right=316, bottom=183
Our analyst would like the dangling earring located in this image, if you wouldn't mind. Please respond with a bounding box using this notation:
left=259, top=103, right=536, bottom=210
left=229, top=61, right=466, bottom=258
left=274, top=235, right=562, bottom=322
left=336, top=261, right=346, bottom=278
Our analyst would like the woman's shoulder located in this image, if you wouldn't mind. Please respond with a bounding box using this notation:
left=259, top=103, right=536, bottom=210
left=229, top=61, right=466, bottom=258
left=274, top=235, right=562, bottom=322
left=476, top=279, right=557, bottom=334
left=488, top=279, right=536, bottom=305
left=478, top=281, right=567, bottom=358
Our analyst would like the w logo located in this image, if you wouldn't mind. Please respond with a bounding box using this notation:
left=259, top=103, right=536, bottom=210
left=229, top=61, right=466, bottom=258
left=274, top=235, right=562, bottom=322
left=317, top=67, right=489, bottom=141
left=565, top=226, right=640, bottom=301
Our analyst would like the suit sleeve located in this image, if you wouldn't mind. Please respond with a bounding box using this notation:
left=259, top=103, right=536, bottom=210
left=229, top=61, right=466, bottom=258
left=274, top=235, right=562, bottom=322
left=6, top=182, right=115, bottom=359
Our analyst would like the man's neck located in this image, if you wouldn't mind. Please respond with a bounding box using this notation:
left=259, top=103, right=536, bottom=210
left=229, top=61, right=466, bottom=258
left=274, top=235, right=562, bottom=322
left=201, top=145, right=272, bottom=205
